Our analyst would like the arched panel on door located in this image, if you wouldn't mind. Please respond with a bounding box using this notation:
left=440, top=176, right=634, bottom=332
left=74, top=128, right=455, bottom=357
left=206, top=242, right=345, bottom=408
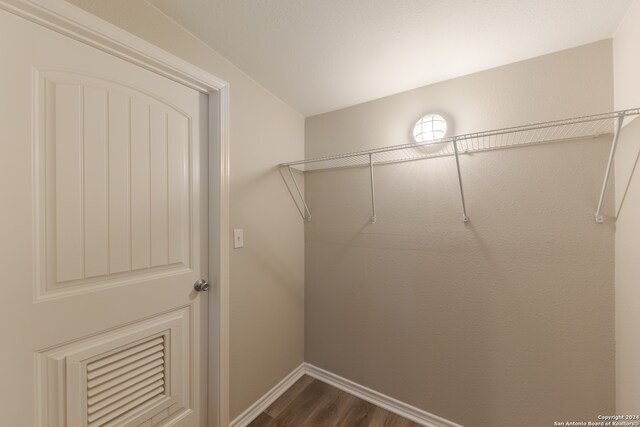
left=34, top=71, right=194, bottom=300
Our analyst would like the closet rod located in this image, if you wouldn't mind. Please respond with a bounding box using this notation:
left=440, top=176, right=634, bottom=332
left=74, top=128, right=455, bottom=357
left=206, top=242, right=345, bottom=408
left=281, top=108, right=640, bottom=172
left=280, top=108, right=640, bottom=224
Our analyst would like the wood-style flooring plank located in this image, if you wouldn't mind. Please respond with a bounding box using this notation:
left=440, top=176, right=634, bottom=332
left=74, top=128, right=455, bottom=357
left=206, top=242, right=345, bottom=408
left=264, top=375, right=314, bottom=418
left=247, top=375, right=423, bottom=427
left=271, top=379, right=334, bottom=426
left=369, top=406, right=422, bottom=427
left=248, top=412, right=276, bottom=427
left=302, top=383, right=352, bottom=425
left=334, top=394, right=378, bottom=427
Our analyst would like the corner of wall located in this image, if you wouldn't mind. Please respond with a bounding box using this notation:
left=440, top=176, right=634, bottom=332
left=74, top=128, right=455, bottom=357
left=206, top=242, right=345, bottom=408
left=613, top=0, right=640, bottom=112
left=613, top=0, right=640, bottom=413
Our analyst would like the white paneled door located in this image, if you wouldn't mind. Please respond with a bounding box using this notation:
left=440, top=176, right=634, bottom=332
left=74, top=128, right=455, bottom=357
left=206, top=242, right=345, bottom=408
left=0, top=8, right=210, bottom=427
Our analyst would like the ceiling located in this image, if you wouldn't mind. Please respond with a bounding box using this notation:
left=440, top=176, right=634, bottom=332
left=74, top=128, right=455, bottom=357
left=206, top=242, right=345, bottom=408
left=147, top=0, right=634, bottom=116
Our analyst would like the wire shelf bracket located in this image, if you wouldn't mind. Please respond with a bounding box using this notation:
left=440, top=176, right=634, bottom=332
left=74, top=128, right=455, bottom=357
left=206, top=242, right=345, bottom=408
left=452, top=137, right=470, bottom=223
left=286, top=165, right=312, bottom=222
left=279, top=108, right=640, bottom=224
left=369, top=153, right=377, bottom=223
left=595, top=114, right=625, bottom=223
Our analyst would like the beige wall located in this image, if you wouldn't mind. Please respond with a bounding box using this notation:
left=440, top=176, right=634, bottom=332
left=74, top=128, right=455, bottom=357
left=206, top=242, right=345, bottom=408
left=613, top=0, right=640, bottom=413
left=305, top=41, right=615, bottom=427
left=614, top=118, right=640, bottom=413
left=63, top=0, right=305, bottom=419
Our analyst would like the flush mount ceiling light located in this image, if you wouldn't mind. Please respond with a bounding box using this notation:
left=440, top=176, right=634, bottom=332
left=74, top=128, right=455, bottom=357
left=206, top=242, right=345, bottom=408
left=413, top=113, right=447, bottom=143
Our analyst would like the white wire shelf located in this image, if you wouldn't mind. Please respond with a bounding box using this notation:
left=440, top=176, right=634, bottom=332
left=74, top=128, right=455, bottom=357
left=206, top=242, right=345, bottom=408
left=280, top=109, right=640, bottom=172
left=280, top=108, right=640, bottom=224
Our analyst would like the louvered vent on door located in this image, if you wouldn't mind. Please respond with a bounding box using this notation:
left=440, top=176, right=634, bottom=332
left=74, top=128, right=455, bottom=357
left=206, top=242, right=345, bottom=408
left=86, top=336, right=166, bottom=426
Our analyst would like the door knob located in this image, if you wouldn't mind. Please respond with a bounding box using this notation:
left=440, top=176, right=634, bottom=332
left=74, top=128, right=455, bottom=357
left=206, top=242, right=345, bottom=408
left=194, top=279, right=210, bottom=292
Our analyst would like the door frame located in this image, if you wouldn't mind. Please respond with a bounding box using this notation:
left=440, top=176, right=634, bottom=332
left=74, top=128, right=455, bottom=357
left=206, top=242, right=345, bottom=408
left=0, top=1, right=231, bottom=425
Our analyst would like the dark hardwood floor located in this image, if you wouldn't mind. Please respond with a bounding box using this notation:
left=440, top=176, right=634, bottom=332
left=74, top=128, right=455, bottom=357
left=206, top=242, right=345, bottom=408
left=247, top=375, right=423, bottom=427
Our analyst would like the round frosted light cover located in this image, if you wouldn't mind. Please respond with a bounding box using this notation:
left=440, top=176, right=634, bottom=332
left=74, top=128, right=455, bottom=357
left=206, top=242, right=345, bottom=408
left=413, top=114, right=447, bottom=143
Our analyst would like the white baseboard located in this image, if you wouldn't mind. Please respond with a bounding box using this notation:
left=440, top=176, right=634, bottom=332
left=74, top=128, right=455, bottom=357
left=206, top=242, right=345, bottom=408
left=230, top=362, right=462, bottom=427
left=304, top=363, right=463, bottom=427
left=229, top=364, right=306, bottom=427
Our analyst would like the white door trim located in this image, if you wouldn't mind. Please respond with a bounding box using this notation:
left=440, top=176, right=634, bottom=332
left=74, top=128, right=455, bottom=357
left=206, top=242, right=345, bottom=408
left=0, top=1, right=231, bottom=426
